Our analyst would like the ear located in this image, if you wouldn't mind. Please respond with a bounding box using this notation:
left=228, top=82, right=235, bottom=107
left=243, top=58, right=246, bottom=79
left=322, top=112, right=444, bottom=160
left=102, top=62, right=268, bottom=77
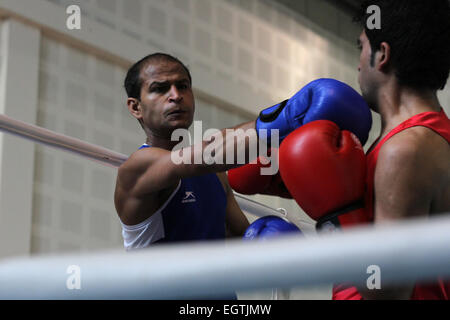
left=376, top=41, right=391, bottom=71
left=127, top=98, right=142, bottom=120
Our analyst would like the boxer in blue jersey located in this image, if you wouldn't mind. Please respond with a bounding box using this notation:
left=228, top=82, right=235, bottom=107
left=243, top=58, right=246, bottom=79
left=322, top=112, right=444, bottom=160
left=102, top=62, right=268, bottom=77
left=114, top=54, right=251, bottom=300
left=114, top=53, right=250, bottom=249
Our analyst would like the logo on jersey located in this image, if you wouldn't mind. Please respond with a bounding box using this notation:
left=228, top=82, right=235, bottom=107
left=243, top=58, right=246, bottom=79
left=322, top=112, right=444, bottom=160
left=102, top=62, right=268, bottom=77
left=182, top=191, right=196, bottom=203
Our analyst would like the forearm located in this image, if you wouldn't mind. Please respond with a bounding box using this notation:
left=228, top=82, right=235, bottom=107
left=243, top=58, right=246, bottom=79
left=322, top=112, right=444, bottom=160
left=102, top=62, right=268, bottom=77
left=173, top=120, right=259, bottom=175
left=226, top=212, right=250, bottom=238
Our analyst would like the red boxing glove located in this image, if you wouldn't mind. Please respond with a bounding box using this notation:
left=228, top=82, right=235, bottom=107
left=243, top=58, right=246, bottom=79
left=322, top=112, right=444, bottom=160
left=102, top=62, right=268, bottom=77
left=227, top=149, right=292, bottom=199
left=279, top=120, right=370, bottom=230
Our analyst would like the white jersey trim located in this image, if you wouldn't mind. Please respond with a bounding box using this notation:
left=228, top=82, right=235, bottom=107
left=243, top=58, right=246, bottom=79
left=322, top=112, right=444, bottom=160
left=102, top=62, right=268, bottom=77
left=120, top=180, right=182, bottom=251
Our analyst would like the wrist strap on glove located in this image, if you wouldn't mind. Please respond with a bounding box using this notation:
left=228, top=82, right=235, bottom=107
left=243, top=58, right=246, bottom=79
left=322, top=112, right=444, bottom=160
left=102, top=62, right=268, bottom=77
left=315, top=200, right=365, bottom=232
left=258, top=99, right=289, bottom=123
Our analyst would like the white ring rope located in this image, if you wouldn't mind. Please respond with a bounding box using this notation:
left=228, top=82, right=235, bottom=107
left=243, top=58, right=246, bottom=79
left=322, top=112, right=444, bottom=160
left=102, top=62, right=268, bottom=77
left=0, top=114, right=127, bottom=167
left=1, top=113, right=450, bottom=299
left=0, top=215, right=449, bottom=299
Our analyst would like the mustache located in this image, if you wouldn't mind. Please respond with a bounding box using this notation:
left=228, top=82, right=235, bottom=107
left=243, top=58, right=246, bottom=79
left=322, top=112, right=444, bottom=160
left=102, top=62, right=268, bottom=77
left=165, top=107, right=189, bottom=116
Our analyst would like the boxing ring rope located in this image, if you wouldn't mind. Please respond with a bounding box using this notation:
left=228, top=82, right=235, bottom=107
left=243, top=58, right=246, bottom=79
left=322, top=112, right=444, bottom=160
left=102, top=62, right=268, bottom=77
left=1, top=113, right=450, bottom=299
left=0, top=215, right=450, bottom=299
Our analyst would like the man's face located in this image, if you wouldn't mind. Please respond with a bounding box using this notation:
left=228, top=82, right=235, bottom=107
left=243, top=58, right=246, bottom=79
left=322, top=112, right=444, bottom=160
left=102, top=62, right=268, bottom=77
left=357, top=30, right=378, bottom=111
left=137, top=61, right=194, bottom=137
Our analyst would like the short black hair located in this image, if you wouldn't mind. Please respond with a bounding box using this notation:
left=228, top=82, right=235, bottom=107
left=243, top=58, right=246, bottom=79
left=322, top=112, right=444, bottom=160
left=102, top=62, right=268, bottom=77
left=354, top=0, right=450, bottom=91
left=124, top=53, right=192, bottom=100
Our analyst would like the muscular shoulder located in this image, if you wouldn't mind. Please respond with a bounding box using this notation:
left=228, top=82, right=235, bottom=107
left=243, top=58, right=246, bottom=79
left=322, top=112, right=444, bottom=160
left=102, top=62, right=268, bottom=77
left=374, top=126, right=449, bottom=220
left=378, top=126, right=449, bottom=175
left=117, top=147, right=165, bottom=188
left=120, top=147, right=166, bottom=170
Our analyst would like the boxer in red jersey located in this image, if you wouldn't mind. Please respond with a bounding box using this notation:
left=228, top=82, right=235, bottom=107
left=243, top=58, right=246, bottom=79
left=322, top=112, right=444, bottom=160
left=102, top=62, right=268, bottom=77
left=333, top=0, right=450, bottom=300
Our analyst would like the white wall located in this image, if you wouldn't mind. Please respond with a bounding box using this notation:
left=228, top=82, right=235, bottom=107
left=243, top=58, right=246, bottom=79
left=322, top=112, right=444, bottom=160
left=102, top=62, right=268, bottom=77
left=32, top=36, right=131, bottom=253
left=0, top=20, right=40, bottom=258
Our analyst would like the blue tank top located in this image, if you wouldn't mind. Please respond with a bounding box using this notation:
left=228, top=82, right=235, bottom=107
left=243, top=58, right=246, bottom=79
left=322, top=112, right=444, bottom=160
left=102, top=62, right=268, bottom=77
left=135, top=144, right=235, bottom=299
left=139, top=144, right=227, bottom=244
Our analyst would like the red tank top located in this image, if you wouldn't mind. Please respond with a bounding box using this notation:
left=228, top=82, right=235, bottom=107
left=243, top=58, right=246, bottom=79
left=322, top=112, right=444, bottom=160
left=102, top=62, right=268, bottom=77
left=333, top=108, right=450, bottom=300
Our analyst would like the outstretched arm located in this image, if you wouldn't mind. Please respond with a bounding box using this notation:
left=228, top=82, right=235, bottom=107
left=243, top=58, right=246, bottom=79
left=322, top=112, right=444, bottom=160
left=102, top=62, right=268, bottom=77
left=117, top=120, right=257, bottom=198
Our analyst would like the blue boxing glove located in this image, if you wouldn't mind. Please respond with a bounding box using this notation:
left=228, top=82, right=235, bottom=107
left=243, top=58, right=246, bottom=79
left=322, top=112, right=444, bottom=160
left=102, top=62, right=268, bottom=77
left=256, top=78, right=372, bottom=146
left=243, top=216, right=301, bottom=240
